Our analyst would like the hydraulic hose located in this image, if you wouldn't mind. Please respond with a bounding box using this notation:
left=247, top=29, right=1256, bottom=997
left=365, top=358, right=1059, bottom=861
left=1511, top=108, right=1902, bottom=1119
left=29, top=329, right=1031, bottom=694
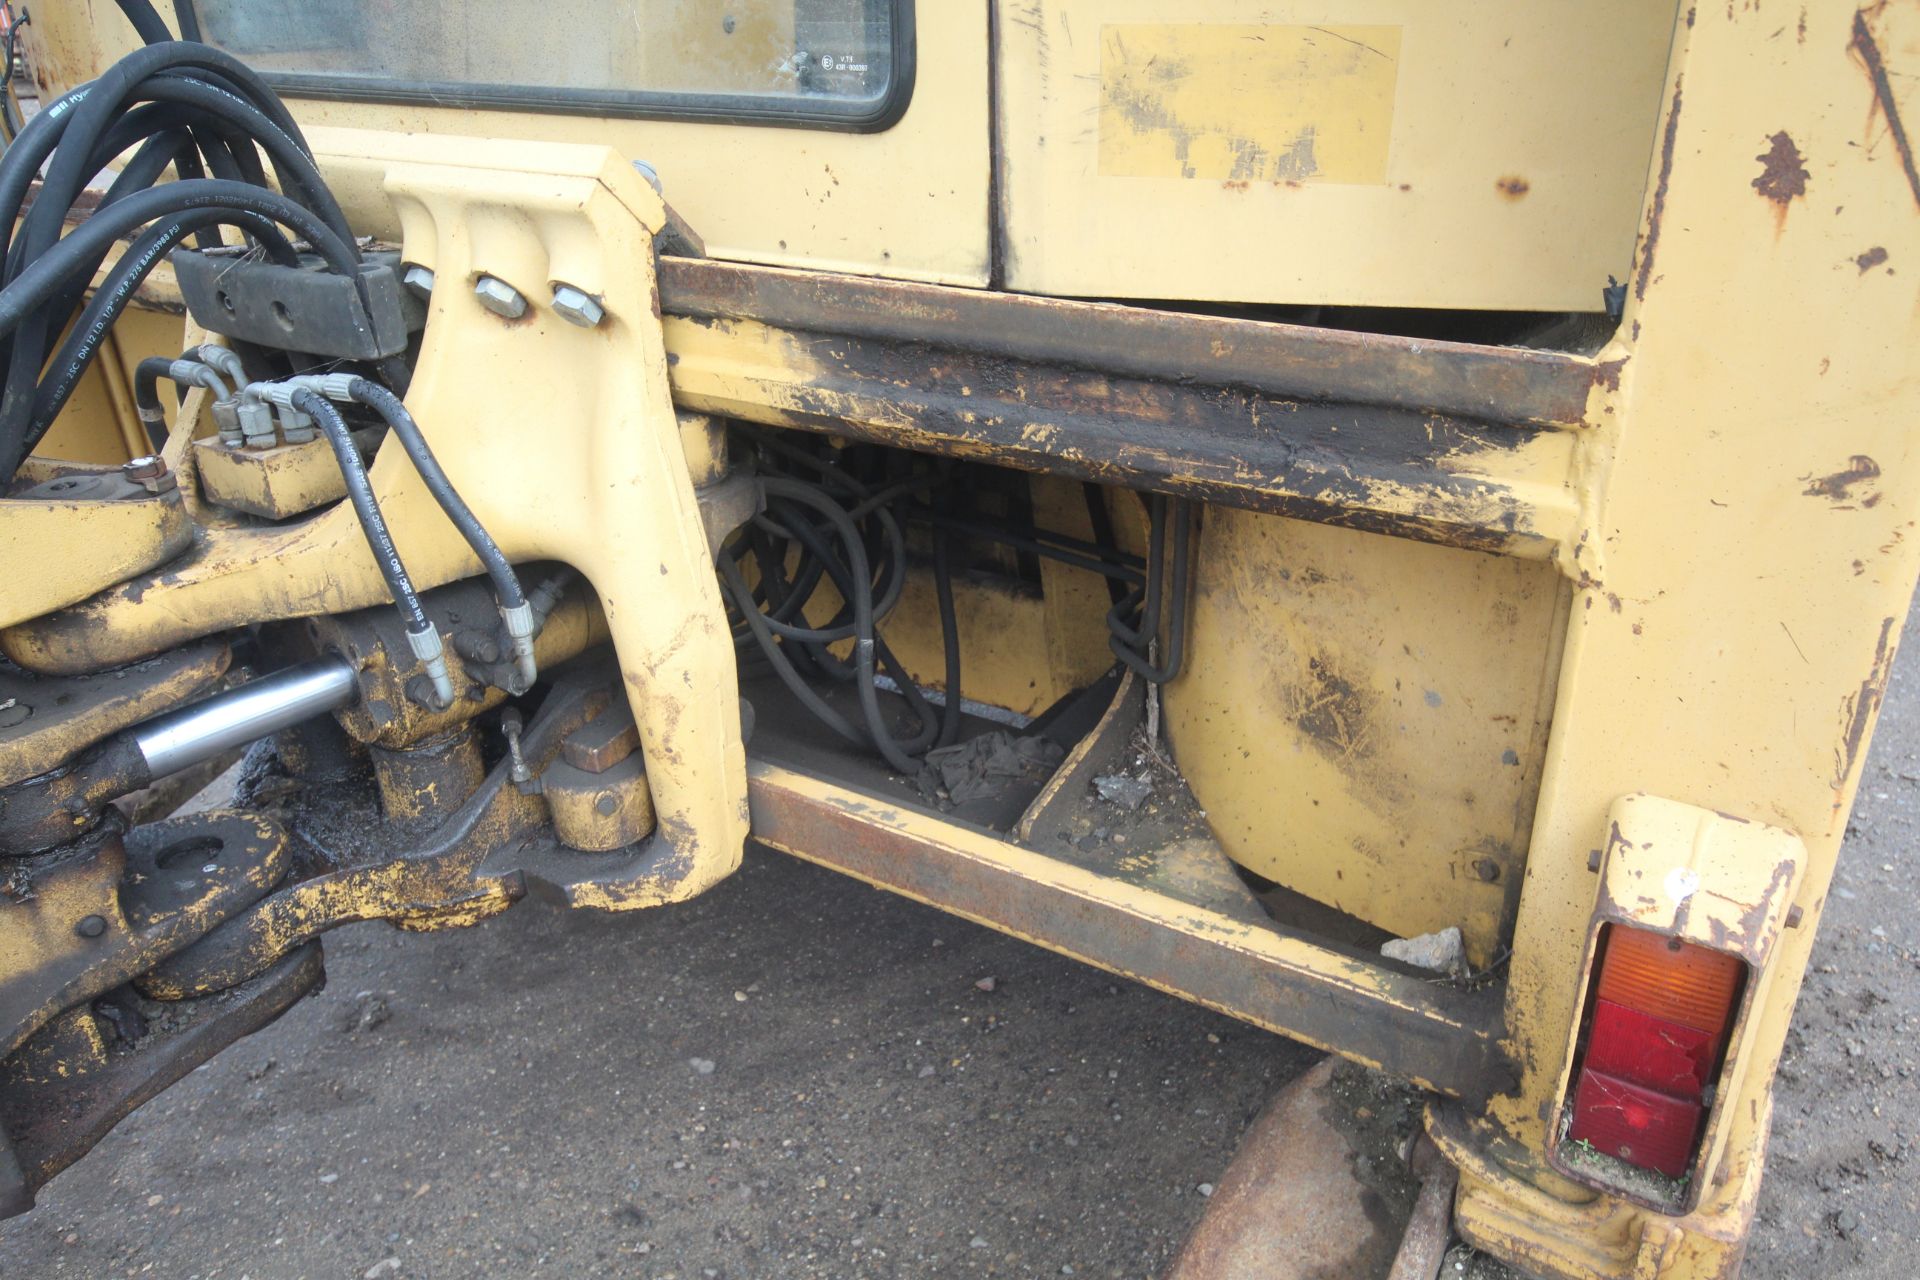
left=25, top=208, right=294, bottom=443
left=288, top=386, right=454, bottom=709
left=341, top=377, right=535, bottom=691
left=0, top=180, right=356, bottom=342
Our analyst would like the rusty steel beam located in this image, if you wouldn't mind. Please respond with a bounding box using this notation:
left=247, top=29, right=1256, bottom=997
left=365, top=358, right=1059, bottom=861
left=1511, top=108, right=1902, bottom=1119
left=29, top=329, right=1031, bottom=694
left=745, top=760, right=1507, bottom=1102
left=659, top=260, right=1586, bottom=559
left=658, top=258, right=1601, bottom=430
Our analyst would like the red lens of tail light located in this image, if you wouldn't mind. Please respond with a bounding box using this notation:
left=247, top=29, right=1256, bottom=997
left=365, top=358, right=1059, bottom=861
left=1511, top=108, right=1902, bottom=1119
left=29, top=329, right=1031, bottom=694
left=1565, top=925, right=1746, bottom=1182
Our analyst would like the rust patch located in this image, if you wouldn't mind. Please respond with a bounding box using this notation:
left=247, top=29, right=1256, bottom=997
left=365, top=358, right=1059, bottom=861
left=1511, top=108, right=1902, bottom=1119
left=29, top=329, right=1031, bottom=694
left=1494, top=176, right=1530, bottom=200
left=1752, top=131, right=1810, bottom=227
left=1802, top=454, right=1881, bottom=503
left=1850, top=9, right=1920, bottom=211
left=1834, top=615, right=1899, bottom=793
left=1634, top=78, right=1685, bottom=301
left=1855, top=245, right=1890, bottom=273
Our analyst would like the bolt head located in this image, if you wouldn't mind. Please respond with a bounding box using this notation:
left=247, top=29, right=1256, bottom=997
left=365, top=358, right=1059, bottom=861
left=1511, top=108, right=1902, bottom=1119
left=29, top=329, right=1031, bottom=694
left=552, top=284, right=605, bottom=328
left=122, top=454, right=167, bottom=482
left=75, top=914, right=107, bottom=939
left=473, top=275, right=528, bottom=319
left=402, top=264, right=436, bottom=298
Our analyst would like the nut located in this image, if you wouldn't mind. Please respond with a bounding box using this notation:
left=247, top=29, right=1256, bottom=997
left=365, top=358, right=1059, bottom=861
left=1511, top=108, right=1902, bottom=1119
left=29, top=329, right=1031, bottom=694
left=402, top=264, right=436, bottom=298
left=473, top=274, right=527, bottom=320
left=121, top=454, right=176, bottom=493
left=551, top=284, right=605, bottom=329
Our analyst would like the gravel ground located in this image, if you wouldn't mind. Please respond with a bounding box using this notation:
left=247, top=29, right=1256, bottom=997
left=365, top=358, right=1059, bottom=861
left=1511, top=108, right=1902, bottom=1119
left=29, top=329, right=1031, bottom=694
left=4, top=617, right=1917, bottom=1279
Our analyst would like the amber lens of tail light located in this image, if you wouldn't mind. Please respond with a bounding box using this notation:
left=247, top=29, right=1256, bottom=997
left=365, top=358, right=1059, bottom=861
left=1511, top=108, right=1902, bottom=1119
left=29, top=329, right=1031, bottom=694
left=1595, top=925, right=1744, bottom=1031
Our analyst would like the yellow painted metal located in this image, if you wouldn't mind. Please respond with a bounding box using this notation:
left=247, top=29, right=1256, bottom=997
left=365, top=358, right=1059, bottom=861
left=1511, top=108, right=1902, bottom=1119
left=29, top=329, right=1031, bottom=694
left=193, top=437, right=349, bottom=520
left=1167, top=512, right=1568, bottom=968
left=546, top=754, right=656, bottom=853
left=995, top=0, right=1680, bottom=310
left=20, top=5, right=991, bottom=288
left=0, top=461, right=193, bottom=631
left=5, top=130, right=749, bottom=907
left=1432, top=3, right=1920, bottom=1276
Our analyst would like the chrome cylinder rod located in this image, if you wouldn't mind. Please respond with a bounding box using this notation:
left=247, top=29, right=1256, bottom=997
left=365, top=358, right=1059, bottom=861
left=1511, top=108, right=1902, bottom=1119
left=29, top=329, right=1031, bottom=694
left=131, top=656, right=360, bottom=778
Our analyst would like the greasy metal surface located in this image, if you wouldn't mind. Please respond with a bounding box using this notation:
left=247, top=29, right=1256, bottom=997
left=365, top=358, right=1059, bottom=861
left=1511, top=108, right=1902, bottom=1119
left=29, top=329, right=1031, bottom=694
left=664, top=305, right=1582, bottom=559
left=1164, top=1058, right=1402, bottom=1280
left=0, top=944, right=322, bottom=1201
left=657, top=257, right=1603, bottom=429
left=747, top=759, right=1504, bottom=1101
left=0, top=640, right=229, bottom=788
left=559, top=701, right=640, bottom=773
left=0, top=813, right=290, bottom=1060
left=315, top=576, right=607, bottom=750
left=546, top=752, right=656, bottom=853
left=1166, top=509, right=1568, bottom=966
left=369, top=727, right=485, bottom=825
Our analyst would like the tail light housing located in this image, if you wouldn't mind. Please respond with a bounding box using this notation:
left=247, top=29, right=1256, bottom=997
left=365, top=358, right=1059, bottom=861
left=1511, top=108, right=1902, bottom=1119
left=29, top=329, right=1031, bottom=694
left=1562, top=925, right=1745, bottom=1178
left=1550, top=795, right=1805, bottom=1212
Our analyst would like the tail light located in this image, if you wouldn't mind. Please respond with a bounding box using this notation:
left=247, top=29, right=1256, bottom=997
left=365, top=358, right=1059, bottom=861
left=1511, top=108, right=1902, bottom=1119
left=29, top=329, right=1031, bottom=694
left=1562, top=924, right=1746, bottom=1179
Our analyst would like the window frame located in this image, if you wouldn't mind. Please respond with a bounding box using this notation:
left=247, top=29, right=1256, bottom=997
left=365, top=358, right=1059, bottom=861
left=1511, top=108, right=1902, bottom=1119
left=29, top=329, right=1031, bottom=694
left=179, top=0, right=917, bottom=133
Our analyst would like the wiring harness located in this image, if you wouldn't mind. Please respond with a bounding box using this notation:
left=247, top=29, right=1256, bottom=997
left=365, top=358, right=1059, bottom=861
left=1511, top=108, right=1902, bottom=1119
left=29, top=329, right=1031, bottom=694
left=721, top=430, right=1193, bottom=775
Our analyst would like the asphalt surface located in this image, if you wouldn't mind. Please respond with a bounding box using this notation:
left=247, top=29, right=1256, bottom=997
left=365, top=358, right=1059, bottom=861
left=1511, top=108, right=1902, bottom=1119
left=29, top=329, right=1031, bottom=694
left=4, top=608, right=1918, bottom=1279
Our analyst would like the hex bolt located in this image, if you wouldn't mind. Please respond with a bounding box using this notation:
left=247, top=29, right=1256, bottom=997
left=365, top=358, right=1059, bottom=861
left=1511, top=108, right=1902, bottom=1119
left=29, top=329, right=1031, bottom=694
left=551, top=284, right=605, bottom=329
left=75, top=914, right=107, bottom=939
left=121, top=454, right=177, bottom=494
left=1472, top=857, right=1501, bottom=883
left=402, top=264, right=436, bottom=298
left=473, top=275, right=528, bottom=320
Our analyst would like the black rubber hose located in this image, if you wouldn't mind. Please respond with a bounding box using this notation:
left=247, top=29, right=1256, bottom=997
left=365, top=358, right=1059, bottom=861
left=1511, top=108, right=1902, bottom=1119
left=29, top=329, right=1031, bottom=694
left=758, top=478, right=931, bottom=771
left=718, top=555, right=871, bottom=750
left=344, top=379, right=527, bottom=610
left=0, top=183, right=354, bottom=478
left=26, top=207, right=296, bottom=440
left=290, top=388, right=431, bottom=636
left=1081, top=481, right=1131, bottom=607
left=133, top=76, right=351, bottom=243
left=0, top=178, right=358, bottom=336
left=930, top=527, right=964, bottom=749
left=112, top=0, right=172, bottom=45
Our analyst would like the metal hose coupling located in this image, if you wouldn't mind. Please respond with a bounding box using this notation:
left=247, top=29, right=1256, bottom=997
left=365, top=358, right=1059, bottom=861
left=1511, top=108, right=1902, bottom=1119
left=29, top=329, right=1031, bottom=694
left=406, top=623, right=457, bottom=709
left=500, top=600, right=538, bottom=693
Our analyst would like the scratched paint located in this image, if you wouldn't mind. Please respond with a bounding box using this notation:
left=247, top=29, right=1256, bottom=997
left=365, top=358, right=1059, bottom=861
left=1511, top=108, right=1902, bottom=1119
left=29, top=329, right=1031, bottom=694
left=1097, top=24, right=1402, bottom=184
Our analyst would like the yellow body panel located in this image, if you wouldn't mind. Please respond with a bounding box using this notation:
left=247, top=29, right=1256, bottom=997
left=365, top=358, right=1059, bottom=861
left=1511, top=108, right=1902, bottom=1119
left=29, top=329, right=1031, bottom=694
left=996, top=0, right=1680, bottom=309
left=1168, top=511, right=1567, bottom=967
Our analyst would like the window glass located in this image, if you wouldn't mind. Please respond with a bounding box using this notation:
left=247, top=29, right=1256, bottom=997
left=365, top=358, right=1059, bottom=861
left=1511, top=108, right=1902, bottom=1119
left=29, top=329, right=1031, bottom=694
left=187, top=0, right=905, bottom=127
